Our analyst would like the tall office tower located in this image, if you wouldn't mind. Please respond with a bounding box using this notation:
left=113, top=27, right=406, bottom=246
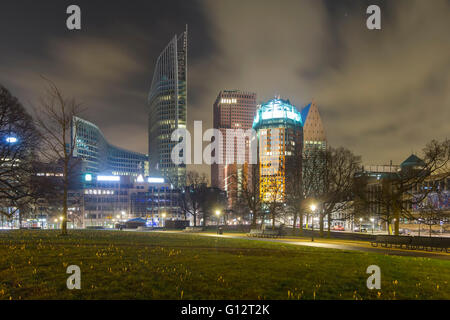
left=300, top=101, right=327, bottom=154
left=148, top=26, right=187, bottom=187
left=253, top=98, right=303, bottom=203
left=211, top=90, right=257, bottom=208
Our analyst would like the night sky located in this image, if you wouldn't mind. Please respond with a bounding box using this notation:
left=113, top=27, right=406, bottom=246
left=1, top=0, right=449, bottom=179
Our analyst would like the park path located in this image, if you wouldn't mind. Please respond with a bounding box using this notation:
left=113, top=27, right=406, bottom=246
left=158, top=230, right=450, bottom=261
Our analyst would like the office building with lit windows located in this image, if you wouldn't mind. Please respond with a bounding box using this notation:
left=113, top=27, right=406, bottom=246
left=211, top=90, right=257, bottom=208
left=253, top=98, right=303, bottom=203
left=148, top=27, right=187, bottom=187
left=71, top=174, right=183, bottom=228
left=72, top=116, right=148, bottom=177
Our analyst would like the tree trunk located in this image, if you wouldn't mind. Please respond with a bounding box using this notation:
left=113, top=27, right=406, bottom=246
left=393, top=206, right=400, bottom=236
left=292, top=213, right=297, bottom=230
left=61, top=161, right=68, bottom=236
left=251, top=210, right=257, bottom=227
left=327, top=214, right=331, bottom=238
left=319, top=214, right=324, bottom=237
left=299, top=212, right=303, bottom=235
left=272, top=212, right=275, bottom=229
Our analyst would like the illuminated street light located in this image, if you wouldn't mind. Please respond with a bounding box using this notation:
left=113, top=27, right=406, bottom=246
left=5, top=136, right=18, bottom=143
left=310, top=204, right=317, bottom=242
left=370, top=218, right=375, bottom=234
left=161, top=212, right=166, bottom=228
left=215, top=210, right=221, bottom=226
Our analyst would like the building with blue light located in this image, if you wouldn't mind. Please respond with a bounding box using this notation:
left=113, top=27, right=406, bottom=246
left=71, top=116, right=148, bottom=177
left=253, top=98, right=304, bottom=203
left=148, top=26, right=187, bottom=187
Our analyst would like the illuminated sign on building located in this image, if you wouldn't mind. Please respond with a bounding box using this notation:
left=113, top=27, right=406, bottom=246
left=148, top=177, right=164, bottom=183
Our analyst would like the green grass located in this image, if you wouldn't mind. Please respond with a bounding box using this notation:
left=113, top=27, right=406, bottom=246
left=0, top=230, right=448, bottom=300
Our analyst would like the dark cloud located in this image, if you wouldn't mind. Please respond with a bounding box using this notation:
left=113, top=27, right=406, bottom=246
left=0, top=0, right=448, bottom=180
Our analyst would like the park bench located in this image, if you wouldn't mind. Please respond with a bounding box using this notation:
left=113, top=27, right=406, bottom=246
left=183, top=226, right=205, bottom=232
left=371, top=235, right=449, bottom=252
left=248, top=228, right=281, bottom=238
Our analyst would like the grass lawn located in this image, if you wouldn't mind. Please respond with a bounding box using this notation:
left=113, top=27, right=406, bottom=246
left=0, top=230, right=448, bottom=300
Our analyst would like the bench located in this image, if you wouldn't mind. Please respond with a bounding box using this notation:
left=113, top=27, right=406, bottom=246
left=183, top=226, right=205, bottom=232
left=371, top=235, right=449, bottom=252
left=248, top=228, right=282, bottom=238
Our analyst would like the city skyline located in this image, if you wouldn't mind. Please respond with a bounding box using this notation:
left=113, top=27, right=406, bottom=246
left=0, top=0, right=449, bottom=180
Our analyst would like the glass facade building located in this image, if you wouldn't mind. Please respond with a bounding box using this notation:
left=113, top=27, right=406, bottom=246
left=72, top=116, right=148, bottom=177
left=148, top=26, right=187, bottom=187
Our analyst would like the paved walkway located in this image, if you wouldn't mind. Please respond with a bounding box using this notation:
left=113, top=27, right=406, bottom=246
left=159, top=231, right=450, bottom=261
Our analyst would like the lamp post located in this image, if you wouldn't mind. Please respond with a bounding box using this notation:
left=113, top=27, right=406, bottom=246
left=215, top=210, right=221, bottom=226
left=370, top=218, right=375, bottom=234
left=359, top=218, right=363, bottom=233
left=161, top=213, right=166, bottom=228
left=310, top=204, right=317, bottom=242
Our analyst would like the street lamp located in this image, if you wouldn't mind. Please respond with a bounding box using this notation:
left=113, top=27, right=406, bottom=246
left=161, top=213, right=166, bottom=228
left=370, top=218, right=375, bottom=234
left=310, top=204, right=317, bottom=242
left=359, top=218, right=363, bottom=233
left=215, top=210, right=221, bottom=225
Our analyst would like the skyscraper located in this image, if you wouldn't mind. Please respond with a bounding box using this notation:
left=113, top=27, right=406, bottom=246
left=148, top=26, right=187, bottom=187
left=211, top=90, right=257, bottom=208
left=300, top=101, right=327, bottom=154
left=253, top=98, right=303, bottom=203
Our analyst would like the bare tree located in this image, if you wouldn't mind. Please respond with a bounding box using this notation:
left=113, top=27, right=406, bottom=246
left=180, top=171, right=208, bottom=226
left=358, top=139, right=449, bottom=235
left=233, top=163, right=262, bottom=226
left=0, top=85, right=40, bottom=222
left=320, top=147, right=362, bottom=237
left=34, top=79, right=83, bottom=235
left=260, top=174, right=285, bottom=229
left=285, top=144, right=326, bottom=233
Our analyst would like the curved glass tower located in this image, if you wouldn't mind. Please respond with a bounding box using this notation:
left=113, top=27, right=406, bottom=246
left=148, top=27, right=187, bottom=187
left=72, top=117, right=148, bottom=177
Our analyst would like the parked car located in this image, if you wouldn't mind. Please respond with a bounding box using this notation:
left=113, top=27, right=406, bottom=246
left=331, top=225, right=345, bottom=231
left=354, top=225, right=371, bottom=232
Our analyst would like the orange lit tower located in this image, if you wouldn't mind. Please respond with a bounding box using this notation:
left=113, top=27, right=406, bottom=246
left=252, top=98, right=303, bottom=203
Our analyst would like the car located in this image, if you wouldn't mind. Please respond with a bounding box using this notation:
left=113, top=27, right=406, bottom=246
left=331, top=225, right=345, bottom=231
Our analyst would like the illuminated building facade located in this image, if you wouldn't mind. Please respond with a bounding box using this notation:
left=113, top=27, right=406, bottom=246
left=72, top=117, right=148, bottom=177
left=72, top=174, right=182, bottom=228
left=211, top=90, right=257, bottom=208
left=148, top=26, right=187, bottom=187
left=253, top=98, right=303, bottom=203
